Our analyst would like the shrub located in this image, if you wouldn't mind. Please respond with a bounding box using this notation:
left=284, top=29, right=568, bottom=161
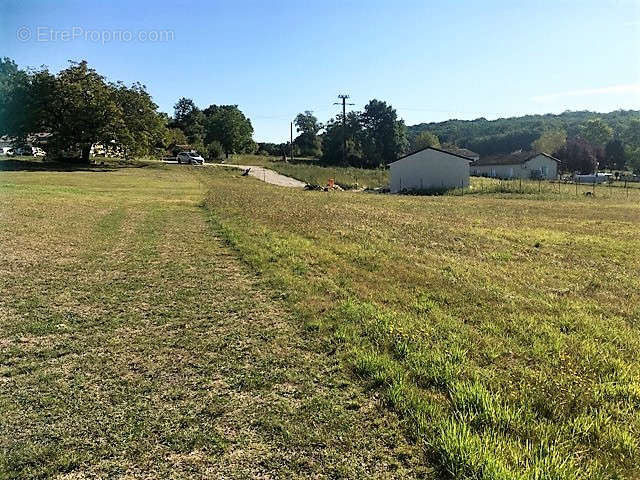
left=206, top=141, right=224, bottom=161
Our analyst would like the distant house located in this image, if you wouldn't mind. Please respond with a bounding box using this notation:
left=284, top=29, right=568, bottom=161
left=471, top=152, right=559, bottom=180
left=389, top=146, right=472, bottom=193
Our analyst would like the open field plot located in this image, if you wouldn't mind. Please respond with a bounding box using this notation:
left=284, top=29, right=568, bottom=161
left=201, top=168, right=640, bottom=479
left=0, top=163, right=426, bottom=478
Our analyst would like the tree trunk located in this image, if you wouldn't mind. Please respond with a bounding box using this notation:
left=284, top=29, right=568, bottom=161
left=81, top=145, right=91, bottom=163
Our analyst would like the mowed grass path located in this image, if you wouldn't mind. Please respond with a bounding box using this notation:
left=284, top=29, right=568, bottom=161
left=201, top=168, right=640, bottom=479
left=0, top=165, right=426, bottom=478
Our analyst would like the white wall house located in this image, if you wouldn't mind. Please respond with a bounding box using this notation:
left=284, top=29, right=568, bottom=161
left=389, top=147, right=472, bottom=193
left=470, top=152, right=559, bottom=180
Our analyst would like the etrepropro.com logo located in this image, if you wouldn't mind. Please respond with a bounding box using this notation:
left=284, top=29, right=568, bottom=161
left=16, top=26, right=174, bottom=44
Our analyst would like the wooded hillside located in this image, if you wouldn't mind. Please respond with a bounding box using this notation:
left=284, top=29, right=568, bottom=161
left=408, top=110, right=639, bottom=156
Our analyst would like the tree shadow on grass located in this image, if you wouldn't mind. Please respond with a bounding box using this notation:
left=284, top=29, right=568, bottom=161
left=0, top=158, right=154, bottom=173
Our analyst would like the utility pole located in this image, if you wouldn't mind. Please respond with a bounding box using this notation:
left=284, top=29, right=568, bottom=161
left=290, top=121, right=294, bottom=162
left=334, top=94, right=354, bottom=165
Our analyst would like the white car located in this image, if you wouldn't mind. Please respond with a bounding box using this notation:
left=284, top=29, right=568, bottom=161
left=177, top=151, right=204, bottom=165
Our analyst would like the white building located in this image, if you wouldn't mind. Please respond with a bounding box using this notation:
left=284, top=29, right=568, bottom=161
left=470, top=152, right=559, bottom=180
left=389, top=146, right=472, bottom=193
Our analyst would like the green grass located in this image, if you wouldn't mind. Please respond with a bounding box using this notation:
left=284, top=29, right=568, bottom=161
left=200, top=167, right=640, bottom=479
left=0, top=160, right=426, bottom=478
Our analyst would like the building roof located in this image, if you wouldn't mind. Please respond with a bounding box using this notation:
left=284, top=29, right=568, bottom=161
left=445, top=147, right=479, bottom=158
left=390, top=146, right=474, bottom=165
left=471, top=151, right=560, bottom=167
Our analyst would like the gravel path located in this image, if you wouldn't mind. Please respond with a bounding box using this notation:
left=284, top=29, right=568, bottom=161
left=209, top=163, right=306, bottom=188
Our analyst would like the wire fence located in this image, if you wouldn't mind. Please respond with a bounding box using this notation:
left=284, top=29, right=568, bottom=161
left=466, top=177, right=640, bottom=201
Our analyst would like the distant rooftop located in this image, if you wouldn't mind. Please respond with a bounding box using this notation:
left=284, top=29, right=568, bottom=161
left=444, top=147, right=479, bottom=159
left=472, top=151, right=559, bottom=166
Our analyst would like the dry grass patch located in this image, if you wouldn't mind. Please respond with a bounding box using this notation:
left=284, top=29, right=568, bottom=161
left=0, top=162, right=427, bottom=478
left=200, top=167, right=640, bottom=479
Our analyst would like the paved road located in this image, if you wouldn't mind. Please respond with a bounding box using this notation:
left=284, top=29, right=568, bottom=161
left=209, top=163, right=307, bottom=188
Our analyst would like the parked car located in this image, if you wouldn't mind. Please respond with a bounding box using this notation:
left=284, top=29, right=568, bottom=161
left=177, top=151, right=204, bottom=165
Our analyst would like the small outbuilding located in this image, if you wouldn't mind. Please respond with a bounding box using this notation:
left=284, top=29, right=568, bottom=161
left=389, top=146, right=472, bottom=193
left=470, top=151, right=559, bottom=180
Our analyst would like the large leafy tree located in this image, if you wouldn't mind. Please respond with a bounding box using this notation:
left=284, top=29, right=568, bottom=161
left=113, top=81, right=166, bottom=158
left=581, top=118, right=613, bottom=147
left=624, top=118, right=640, bottom=147
left=203, top=105, right=254, bottom=157
left=604, top=138, right=626, bottom=171
left=172, top=97, right=206, bottom=151
left=41, top=61, right=123, bottom=161
left=0, top=58, right=28, bottom=138
left=0, top=59, right=56, bottom=144
left=555, top=137, right=598, bottom=174
left=531, top=129, right=566, bottom=155
left=164, top=127, right=188, bottom=151
left=320, top=100, right=408, bottom=167
left=626, top=146, right=640, bottom=174
left=359, top=99, right=408, bottom=167
left=1, top=59, right=167, bottom=162
left=411, top=131, right=440, bottom=151
left=321, top=111, right=364, bottom=166
left=294, top=111, right=322, bottom=157
left=173, top=97, right=198, bottom=127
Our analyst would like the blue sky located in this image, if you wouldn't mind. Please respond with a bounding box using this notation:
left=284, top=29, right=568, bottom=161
left=1, top=0, right=639, bottom=142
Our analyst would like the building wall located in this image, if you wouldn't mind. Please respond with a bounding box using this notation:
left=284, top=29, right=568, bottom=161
left=524, top=155, right=557, bottom=179
left=390, top=149, right=470, bottom=193
left=471, top=155, right=557, bottom=179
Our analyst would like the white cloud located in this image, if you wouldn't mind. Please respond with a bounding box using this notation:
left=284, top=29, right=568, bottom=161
left=532, top=83, right=640, bottom=103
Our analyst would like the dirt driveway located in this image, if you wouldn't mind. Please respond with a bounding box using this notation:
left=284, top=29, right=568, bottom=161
left=209, top=163, right=306, bottom=188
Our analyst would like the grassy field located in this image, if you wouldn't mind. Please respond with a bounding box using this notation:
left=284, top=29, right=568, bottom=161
left=201, top=167, right=640, bottom=479
left=2, top=160, right=640, bottom=479
left=0, top=161, right=427, bottom=478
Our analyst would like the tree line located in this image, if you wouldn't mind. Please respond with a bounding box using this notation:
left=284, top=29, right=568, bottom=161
left=0, top=58, right=255, bottom=162
left=168, top=97, right=254, bottom=160
left=259, top=100, right=409, bottom=168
